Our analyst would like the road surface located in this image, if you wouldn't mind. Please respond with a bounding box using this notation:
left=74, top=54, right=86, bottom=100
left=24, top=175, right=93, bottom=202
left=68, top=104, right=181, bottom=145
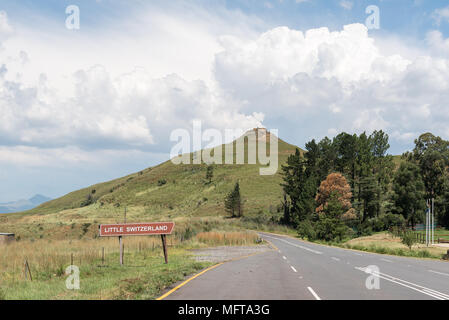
left=164, top=232, right=449, bottom=300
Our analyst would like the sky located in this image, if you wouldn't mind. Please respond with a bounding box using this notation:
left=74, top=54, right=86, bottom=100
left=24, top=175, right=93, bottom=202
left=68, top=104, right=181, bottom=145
left=1, top=0, right=449, bottom=202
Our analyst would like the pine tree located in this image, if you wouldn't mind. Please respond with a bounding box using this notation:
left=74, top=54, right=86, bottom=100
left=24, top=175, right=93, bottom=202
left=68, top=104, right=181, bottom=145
left=224, top=182, right=243, bottom=218
left=281, top=149, right=316, bottom=226
left=392, top=162, right=426, bottom=228
left=205, top=165, right=214, bottom=184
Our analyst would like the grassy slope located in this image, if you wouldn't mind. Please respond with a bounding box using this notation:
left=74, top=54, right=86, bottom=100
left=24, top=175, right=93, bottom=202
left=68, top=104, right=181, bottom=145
left=1, top=132, right=301, bottom=239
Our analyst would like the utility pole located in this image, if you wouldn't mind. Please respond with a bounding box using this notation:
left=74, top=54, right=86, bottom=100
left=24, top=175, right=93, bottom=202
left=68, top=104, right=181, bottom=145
left=432, top=198, right=435, bottom=245
left=426, top=198, right=435, bottom=246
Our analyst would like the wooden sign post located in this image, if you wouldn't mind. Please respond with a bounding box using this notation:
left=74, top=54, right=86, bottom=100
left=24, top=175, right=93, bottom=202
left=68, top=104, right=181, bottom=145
left=99, top=222, right=175, bottom=265
left=161, top=235, right=168, bottom=264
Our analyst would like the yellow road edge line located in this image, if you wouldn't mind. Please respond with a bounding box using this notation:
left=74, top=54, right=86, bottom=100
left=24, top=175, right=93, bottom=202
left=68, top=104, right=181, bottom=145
left=264, top=239, right=279, bottom=251
left=156, top=263, right=224, bottom=300
left=156, top=249, right=270, bottom=300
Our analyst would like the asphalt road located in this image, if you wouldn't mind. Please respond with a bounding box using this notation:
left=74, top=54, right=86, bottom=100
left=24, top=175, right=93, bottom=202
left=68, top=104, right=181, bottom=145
left=164, top=232, right=449, bottom=300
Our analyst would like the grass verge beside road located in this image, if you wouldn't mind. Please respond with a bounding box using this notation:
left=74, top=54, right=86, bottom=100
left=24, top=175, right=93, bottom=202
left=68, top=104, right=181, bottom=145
left=0, top=230, right=260, bottom=300
left=340, top=232, right=448, bottom=260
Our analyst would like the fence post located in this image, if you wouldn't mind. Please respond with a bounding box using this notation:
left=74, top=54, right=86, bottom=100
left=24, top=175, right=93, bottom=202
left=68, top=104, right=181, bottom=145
left=24, top=259, right=32, bottom=281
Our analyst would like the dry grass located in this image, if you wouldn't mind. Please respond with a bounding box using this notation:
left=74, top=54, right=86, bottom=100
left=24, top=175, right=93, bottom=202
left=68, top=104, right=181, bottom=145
left=0, top=236, right=178, bottom=282
left=195, top=231, right=260, bottom=246
left=344, top=232, right=448, bottom=258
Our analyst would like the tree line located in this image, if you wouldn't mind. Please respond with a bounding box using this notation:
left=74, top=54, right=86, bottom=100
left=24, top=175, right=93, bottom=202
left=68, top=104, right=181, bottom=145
left=281, top=131, right=449, bottom=241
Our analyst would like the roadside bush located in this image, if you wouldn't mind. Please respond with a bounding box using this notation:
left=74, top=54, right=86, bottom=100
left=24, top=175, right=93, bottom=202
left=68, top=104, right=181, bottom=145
left=242, top=210, right=281, bottom=225
left=314, top=216, right=351, bottom=242
left=417, top=250, right=431, bottom=258
left=297, top=220, right=317, bottom=241
left=401, top=232, right=417, bottom=250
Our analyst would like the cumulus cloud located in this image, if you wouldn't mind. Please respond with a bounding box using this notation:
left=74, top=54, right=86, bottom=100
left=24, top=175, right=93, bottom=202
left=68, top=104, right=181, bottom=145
left=0, top=64, right=263, bottom=152
left=426, top=30, right=449, bottom=57
left=214, top=23, right=449, bottom=147
left=2, top=11, right=449, bottom=171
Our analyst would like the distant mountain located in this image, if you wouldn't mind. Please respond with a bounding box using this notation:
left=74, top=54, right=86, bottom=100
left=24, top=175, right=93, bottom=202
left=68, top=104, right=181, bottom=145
left=0, top=194, right=51, bottom=214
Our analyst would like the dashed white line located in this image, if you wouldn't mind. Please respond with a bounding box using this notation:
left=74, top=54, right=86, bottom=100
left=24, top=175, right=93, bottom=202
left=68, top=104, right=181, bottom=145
left=331, top=257, right=340, bottom=261
left=429, top=270, right=449, bottom=277
left=381, top=258, right=393, bottom=263
left=282, top=256, right=287, bottom=260
left=307, top=287, right=321, bottom=300
left=290, top=266, right=297, bottom=273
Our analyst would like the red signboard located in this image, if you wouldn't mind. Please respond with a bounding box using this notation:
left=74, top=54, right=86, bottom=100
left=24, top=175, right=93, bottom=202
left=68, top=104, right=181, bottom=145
left=99, top=222, right=175, bottom=237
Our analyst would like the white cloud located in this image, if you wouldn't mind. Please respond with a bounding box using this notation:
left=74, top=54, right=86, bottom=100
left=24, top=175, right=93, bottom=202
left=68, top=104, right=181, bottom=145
left=339, top=1, right=353, bottom=10
left=0, top=9, right=264, bottom=159
left=433, top=6, right=449, bottom=25
left=2, top=8, right=449, bottom=171
left=0, top=11, right=13, bottom=40
left=214, top=23, right=449, bottom=144
left=426, top=30, right=449, bottom=57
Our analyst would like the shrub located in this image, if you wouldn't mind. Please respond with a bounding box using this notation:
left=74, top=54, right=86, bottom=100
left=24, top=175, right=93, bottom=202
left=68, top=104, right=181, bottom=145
left=418, top=250, right=431, bottom=258
left=157, top=179, right=167, bottom=186
left=401, top=232, right=417, bottom=250
left=80, top=194, right=94, bottom=207
left=297, top=220, right=317, bottom=241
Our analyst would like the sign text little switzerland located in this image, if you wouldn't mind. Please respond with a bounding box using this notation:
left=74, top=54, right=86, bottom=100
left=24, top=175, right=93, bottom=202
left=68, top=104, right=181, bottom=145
left=99, top=222, right=174, bottom=237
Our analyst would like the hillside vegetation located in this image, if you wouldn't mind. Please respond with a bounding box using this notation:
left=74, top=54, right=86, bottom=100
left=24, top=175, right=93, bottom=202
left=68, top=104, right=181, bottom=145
left=1, top=130, right=301, bottom=240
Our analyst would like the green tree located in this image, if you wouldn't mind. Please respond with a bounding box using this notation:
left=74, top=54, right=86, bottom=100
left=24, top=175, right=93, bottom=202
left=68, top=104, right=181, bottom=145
left=412, top=133, right=449, bottom=199
left=281, top=149, right=316, bottom=226
left=333, top=133, right=358, bottom=193
left=317, top=137, right=337, bottom=181
left=224, top=182, right=243, bottom=218
left=436, top=177, right=449, bottom=228
left=401, top=232, right=417, bottom=251
left=392, top=162, right=426, bottom=228
left=314, top=193, right=351, bottom=242
left=205, top=165, right=214, bottom=184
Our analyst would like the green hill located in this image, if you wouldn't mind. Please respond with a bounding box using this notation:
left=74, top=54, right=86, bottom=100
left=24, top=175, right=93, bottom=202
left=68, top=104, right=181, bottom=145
left=1, top=130, right=301, bottom=239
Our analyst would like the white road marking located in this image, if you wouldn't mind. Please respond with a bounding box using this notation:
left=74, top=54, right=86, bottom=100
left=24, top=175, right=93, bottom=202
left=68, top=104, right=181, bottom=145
left=282, top=256, right=287, bottom=260
left=429, top=270, right=449, bottom=277
left=331, top=257, right=340, bottom=261
left=290, top=266, right=297, bottom=273
left=262, top=234, right=323, bottom=255
left=355, top=266, right=449, bottom=300
left=354, top=253, right=363, bottom=256
left=307, top=287, right=321, bottom=300
left=381, top=258, right=393, bottom=263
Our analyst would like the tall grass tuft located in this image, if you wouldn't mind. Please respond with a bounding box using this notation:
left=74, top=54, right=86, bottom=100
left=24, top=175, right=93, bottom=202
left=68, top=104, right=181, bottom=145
left=195, top=231, right=259, bottom=246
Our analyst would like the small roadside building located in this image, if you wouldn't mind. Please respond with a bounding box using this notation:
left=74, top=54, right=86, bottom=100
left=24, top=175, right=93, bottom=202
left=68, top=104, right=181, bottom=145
left=0, top=233, right=15, bottom=244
